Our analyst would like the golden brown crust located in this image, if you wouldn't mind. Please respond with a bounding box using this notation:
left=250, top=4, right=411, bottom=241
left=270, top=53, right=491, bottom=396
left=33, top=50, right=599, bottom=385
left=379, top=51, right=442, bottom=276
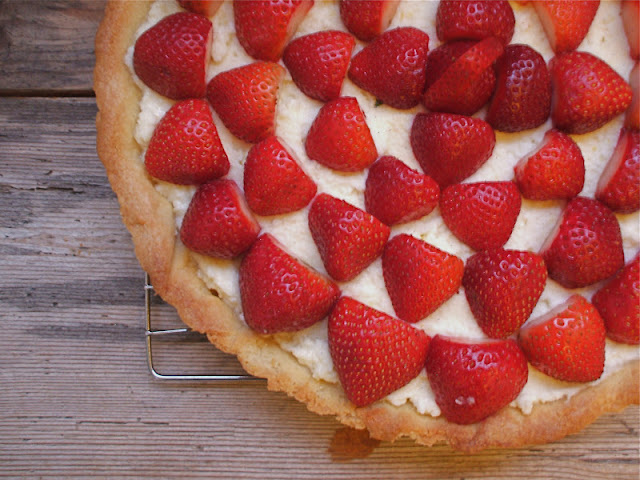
left=94, top=0, right=639, bottom=453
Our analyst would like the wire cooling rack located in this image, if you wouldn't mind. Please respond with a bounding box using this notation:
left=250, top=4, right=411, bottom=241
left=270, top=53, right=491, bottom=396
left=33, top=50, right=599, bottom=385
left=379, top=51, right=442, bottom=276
left=144, top=274, right=259, bottom=382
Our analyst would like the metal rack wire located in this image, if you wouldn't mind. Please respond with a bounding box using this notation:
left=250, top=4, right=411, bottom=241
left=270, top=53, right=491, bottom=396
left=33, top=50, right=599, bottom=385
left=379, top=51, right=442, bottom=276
left=144, top=274, right=258, bottom=382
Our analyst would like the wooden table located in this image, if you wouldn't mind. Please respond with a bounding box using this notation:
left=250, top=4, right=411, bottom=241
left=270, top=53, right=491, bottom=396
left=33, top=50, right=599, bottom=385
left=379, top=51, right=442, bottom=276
left=1, top=1, right=638, bottom=478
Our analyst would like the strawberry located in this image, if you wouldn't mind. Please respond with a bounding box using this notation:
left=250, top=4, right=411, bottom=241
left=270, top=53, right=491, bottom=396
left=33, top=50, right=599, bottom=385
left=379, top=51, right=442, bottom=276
left=178, top=0, right=223, bottom=17
left=328, top=296, right=431, bottom=407
left=463, top=249, right=547, bottom=339
left=382, top=234, right=464, bottom=323
left=625, top=62, right=639, bottom=130
left=486, top=44, right=552, bottom=133
left=233, top=0, right=314, bottom=62
left=243, top=136, right=317, bottom=216
left=622, top=0, right=640, bottom=60
left=425, top=335, right=528, bottom=425
left=440, top=181, right=522, bottom=252
left=282, top=30, right=355, bottom=102
left=364, top=156, right=440, bottom=226
left=595, top=128, right=640, bottom=213
left=338, top=0, right=400, bottom=42
left=533, top=1, right=600, bottom=54
left=514, top=128, right=585, bottom=201
left=549, top=51, right=633, bottom=134
left=144, top=99, right=229, bottom=185
left=206, top=61, right=285, bottom=144
left=133, top=12, right=212, bottom=100
left=410, top=112, right=496, bottom=189
left=239, top=234, right=340, bottom=334
left=308, top=193, right=390, bottom=282
left=518, top=295, right=606, bottom=383
left=435, top=0, right=515, bottom=46
left=179, top=179, right=261, bottom=259
left=423, top=37, right=504, bottom=116
left=348, top=27, right=430, bottom=110
left=305, top=97, right=378, bottom=172
left=592, top=253, right=640, bottom=345
left=540, top=197, right=624, bottom=288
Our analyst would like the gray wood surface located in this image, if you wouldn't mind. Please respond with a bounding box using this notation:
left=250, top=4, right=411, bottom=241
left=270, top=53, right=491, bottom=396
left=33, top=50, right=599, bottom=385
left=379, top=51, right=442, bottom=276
left=0, top=1, right=638, bottom=478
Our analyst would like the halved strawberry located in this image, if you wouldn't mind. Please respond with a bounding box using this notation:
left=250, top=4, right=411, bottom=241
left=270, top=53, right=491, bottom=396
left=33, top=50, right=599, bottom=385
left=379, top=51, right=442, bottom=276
left=339, top=0, right=400, bottom=42
left=382, top=234, right=464, bottom=323
left=410, top=112, right=496, bottom=189
left=239, top=234, right=340, bottom=334
left=518, top=295, right=606, bottom=383
left=423, top=37, right=504, bottom=116
left=533, top=1, right=600, bottom=54
left=514, top=128, right=585, bottom=201
left=625, top=62, right=639, bottom=130
left=549, top=51, right=633, bottom=134
left=233, top=0, right=313, bottom=62
left=133, top=12, right=212, bottom=100
left=308, top=194, right=390, bottom=282
left=425, top=335, right=528, bottom=425
left=592, top=253, right=640, bottom=345
left=144, top=99, right=229, bottom=185
left=243, top=136, right=317, bottom=216
left=348, top=27, right=430, bottom=109
left=328, top=296, right=431, bottom=407
left=282, top=30, right=355, bottom=102
left=486, top=44, right=552, bottom=133
left=178, top=0, right=223, bottom=17
left=436, top=0, right=515, bottom=46
left=440, top=181, right=521, bottom=252
left=622, top=0, right=640, bottom=60
left=305, top=97, right=378, bottom=172
left=595, top=128, right=640, bottom=213
left=179, top=179, right=261, bottom=259
left=206, top=61, right=285, bottom=144
left=463, top=249, right=547, bottom=339
left=540, top=197, right=624, bottom=288
left=364, top=156, right=440, bottom=226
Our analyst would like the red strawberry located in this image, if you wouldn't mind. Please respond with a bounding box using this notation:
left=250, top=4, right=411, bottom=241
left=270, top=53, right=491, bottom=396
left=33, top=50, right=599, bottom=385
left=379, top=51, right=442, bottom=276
left=540, top=197, right=624, bottom=288
left=549, top=51, right=633, bottom=134
left=410, top=112, right=496, bottom=189
left=144, top=99, right=229, bottom=185
left=308, top=193, right=390, bottom=282
left=514, top=128, right=585, bottom=201
left=592, top=253, right=640, bottom=345
left=440, top=181, right=522, bottom=252
left=382, top=234, right=464, bottom=323
left=622, top=0, right=640, bottom=60
left=436, top=0, right=515, bottom=46
left=305, top=97, right=378, bottom=172
left=206, top=61, right=285, bottom=144
left=518, top=295, right=606, bottom=383
left=486, top=44, right=552, bottom=133
left=625, top=62, right=639, bottom=130
left=329, top=296, right=431, bottom=407
left=595, top=128, right=640, bottom=213
left=178, top=0, right=223, bottom=17
left=233, top=0, right=313, bottom=62
left=179, top=179, right=261, bottom=259
left=533, top=1, right=600, bottom=54
left=364, top=156, right=440, bottom=226
left=463, top=249, right=548, bottom=339
left=243, top=136, right=317, bottom=216
left=339, top=0, right=400, bottom=42
left=423, top=37, right=504, bottom=116
left=239, top=234, right=340, bottom=334
left=425, top=335, right=528, bottom=425
left=133, top=12, right=212, bottom=100
left=348, top=27, right=430, bottom=109
left=282, top=30, right=355, bottom=102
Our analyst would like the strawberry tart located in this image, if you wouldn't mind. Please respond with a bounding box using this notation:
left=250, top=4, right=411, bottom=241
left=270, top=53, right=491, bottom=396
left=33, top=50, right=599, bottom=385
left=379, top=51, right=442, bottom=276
left=94, top=0, right=640, bottom=451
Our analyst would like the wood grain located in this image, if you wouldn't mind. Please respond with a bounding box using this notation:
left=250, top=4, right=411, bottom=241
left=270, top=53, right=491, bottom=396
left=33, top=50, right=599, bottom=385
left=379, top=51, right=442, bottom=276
left=0, top=1, right=638, bottom=478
